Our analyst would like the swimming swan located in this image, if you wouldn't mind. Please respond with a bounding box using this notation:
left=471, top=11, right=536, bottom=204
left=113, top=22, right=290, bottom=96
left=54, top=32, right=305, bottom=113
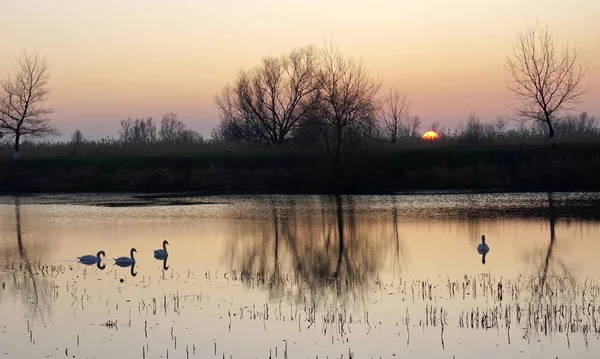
left=78, top=250, right=106, bottom=264
left=477, top=235, right=490, bottom=254
left=154, top=240, right=169, bottom=258
left=115, top=248, right=137, bottom=266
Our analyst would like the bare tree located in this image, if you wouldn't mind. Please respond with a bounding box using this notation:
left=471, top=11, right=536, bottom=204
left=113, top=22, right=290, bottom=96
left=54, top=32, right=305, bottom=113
left=317, top=43, right=381, bottom=173
left=429, top=121, right=441, bottom=133
left=460, top=112, right=484, bottom=142
left=70, top=129, right=85, bottom=156
left=215, top=46, right=320, bottom=147
left=574, top=112, right=598, bottom=134
left=506, top=24, right=587, bottom=145
left=158, top=112, right=199, bottom=143
left=407, top=115, right=422, bottom=138
left=493, top=116, right=509, bottom=137
left=0, top=50, right=58, bottom=159
left=119, top=117, right=157, bottom=143
left=381, top=85, right=410, bottom=144
left=71, top=129, right=85, bottom=144
left=159, top=112, right=185, bottom=143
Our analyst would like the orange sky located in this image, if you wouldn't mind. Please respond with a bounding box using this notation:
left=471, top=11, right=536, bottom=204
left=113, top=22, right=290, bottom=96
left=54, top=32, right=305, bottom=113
left=1, top=0, right=598, bottom=139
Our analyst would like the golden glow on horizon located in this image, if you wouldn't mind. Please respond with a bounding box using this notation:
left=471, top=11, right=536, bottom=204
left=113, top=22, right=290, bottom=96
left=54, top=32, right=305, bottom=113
left=422, top=131, right=440, bottom=140
left=0, top=0, right=598, bottom=138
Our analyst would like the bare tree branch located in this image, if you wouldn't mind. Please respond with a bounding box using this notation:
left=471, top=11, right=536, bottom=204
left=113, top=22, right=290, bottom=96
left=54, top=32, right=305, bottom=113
left=316, top=41, right=381, bottom=168
left=0, top=50, right=58, bottom=158
left=215, top=46, right=320, bottom=147
left=506, top=24, right=587, bottom=145
left=380, top=85, right=411, bottom=144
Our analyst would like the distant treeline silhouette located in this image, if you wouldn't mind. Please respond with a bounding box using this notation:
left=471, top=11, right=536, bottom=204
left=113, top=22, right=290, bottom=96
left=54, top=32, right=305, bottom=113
left=1, top=111, right=598, bottom=158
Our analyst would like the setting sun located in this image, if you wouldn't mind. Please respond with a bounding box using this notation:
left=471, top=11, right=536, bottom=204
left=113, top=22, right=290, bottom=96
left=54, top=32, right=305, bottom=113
left=422, top=131, right=440, bottom=140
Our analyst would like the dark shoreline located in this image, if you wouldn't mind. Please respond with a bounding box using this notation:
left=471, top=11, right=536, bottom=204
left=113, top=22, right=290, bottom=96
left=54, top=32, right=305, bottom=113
left=2, top=188, right=599, bottom=198
left=2, top=144, right=600, bottom=194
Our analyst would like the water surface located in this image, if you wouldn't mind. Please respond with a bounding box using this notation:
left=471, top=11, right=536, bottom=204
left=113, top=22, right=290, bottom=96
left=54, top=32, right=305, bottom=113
left=1, top=192, right=599, bottom=358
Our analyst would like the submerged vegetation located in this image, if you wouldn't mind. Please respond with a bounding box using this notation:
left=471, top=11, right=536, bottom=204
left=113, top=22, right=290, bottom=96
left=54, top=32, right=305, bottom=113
left=2, top=259, right=599, bottom=358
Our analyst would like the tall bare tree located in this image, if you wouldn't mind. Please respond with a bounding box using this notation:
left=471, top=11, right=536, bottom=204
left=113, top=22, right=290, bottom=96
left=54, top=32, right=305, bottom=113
left=493, top=116, right=509, bottom=138
left=0, top=50, right=57, bottom=159
left=159, top=112, right=185, bottom=143
left=119, top=117, right=157, bottom=143
left=317, top=43, right=381, bottom=173
left=407, top=115, right=422, bottom=138
left=158, top=112, right=199, bottom=143
left=70, top=129, right=85, bottom=156
left=215, top=46, right=320, bottom=147
left=381, top=85, right=410, bottom=144
left=506, top=24, right=587, bottom=145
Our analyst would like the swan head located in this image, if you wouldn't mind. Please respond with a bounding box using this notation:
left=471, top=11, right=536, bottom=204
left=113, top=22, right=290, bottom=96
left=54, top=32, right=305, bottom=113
left=481, top=235, right=486, bottom=243
left=164, top=240, right=169, bottom=246
left=97, top=250, right=106, bottom=258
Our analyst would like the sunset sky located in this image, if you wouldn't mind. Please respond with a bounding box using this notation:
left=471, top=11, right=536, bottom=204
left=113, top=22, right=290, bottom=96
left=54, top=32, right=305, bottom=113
left=1, top=0, right=598, bottom=140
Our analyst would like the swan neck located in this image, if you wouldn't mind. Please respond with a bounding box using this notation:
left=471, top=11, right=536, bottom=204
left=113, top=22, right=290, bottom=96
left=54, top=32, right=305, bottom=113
left=163, top=241, right=167, bottom=251
left=130, top=249, right=135, bottom=260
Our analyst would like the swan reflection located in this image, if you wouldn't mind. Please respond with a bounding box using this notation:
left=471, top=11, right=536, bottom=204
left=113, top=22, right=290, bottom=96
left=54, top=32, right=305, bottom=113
left=79, top=260, right=106, bottom=270
left=157, top=255, right=169, bottom=271
left=115, top=260, right=137, bottom=277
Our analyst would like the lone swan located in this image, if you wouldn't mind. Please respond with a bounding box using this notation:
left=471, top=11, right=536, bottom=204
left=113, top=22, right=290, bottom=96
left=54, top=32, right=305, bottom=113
left=78, top=250, right=106, bottom=264
left=477, top=235, right=490, bottom=253
left=115, top=248, right=137, bottom=266
left=477, top=235, right=490, bottom=264
left=154, top=240, right=169, bottom=258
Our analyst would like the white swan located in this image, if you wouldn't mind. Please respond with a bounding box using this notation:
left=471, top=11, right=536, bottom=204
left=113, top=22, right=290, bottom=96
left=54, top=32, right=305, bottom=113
left=114, top=248, right=137, bottom=266
left=78, top=250, right=106, bottom=264
left=477, top=235, right=490, bottom=254
left=154, top=240, right=169, bottom=258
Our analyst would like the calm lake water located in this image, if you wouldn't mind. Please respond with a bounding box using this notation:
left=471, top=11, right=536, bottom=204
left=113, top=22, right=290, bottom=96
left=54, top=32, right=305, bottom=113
left=1, top=192, right=600, bottom=359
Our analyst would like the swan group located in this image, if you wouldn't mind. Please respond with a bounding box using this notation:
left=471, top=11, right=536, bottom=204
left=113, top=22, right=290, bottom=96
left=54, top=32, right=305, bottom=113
left=77, top=241, right=170, bottom=271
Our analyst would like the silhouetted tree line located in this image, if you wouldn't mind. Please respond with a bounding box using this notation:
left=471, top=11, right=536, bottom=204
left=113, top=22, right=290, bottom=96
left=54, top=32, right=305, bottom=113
left=0, top=112, right=207, bottom=157
left=2, top=109, right=599, bottom=158
left=214, top=44, right=380, bottom=158
left=212, top=41, right=594, bottom=151
left=119, top=113, right=201, bottom=144
left=447, top=112, right=599, bottom=144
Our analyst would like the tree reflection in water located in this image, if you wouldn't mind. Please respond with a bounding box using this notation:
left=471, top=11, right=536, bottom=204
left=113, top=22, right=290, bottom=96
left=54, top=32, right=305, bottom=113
left=0, top=197, right=53, bottom=324
left=521, top=192, right=577, bottom=342
left=225, top=195, right=402, bottom=309
left=530, top=192, right=573, bottom=291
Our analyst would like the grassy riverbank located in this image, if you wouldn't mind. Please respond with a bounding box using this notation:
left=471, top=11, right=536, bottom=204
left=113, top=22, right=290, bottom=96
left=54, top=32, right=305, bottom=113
left=1, top=144, right=600, bottom=194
